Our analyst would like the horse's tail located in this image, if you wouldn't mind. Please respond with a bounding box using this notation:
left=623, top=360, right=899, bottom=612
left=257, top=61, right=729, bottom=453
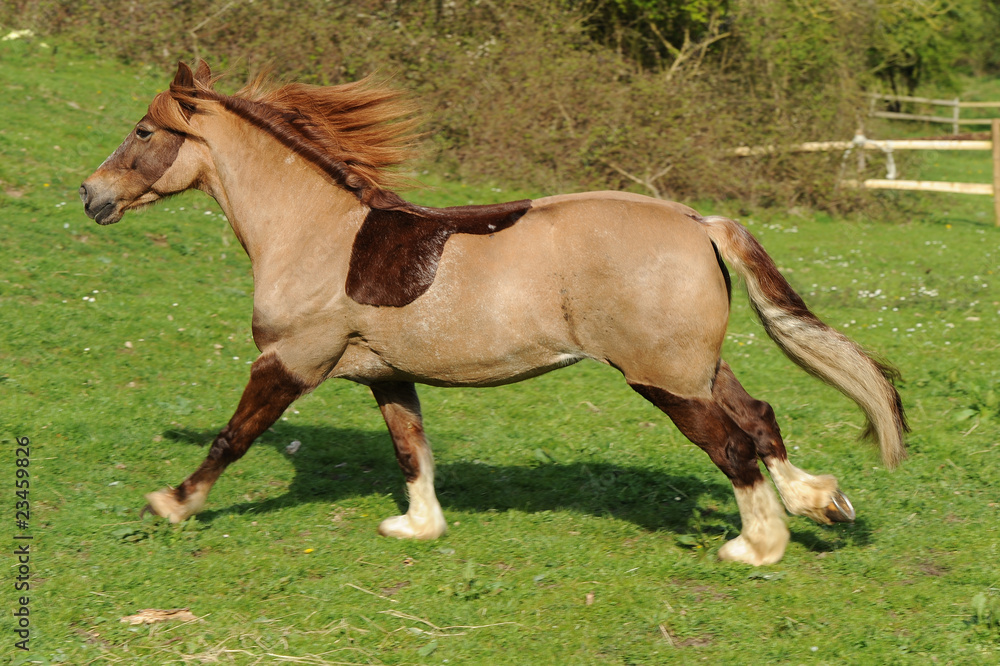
left=694, top=214, right=907, bottom=468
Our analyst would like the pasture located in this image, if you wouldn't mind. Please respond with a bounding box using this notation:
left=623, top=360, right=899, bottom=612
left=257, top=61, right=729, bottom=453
left=2, top=39, right=1000, bottom=664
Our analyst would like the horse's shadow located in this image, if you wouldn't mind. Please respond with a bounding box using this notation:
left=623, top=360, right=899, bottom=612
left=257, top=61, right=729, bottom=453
left=163, top=424, right=870, bottom=553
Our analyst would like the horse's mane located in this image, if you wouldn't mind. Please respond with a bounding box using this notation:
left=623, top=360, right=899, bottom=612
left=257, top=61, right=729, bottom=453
left=148, top=62, right=421, bottom=211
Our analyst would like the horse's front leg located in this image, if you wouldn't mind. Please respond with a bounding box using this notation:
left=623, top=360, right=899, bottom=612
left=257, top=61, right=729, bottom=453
left=145, top=352, right=308, bottom=522
left=370, top=381, right=447, bottom=540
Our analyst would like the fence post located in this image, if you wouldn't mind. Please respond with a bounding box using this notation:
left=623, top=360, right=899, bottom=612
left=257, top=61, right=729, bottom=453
left=993, top=119, right=1000, bottom=227
left=952, top=98, right=960, bottom=135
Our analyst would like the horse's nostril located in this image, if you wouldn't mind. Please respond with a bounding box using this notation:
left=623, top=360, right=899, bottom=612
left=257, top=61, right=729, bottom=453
left=79, top=184, right=90, bottom=205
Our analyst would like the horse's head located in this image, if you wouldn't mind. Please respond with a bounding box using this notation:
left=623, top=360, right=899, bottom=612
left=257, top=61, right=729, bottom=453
left=80, top=61, right=214, bottom=225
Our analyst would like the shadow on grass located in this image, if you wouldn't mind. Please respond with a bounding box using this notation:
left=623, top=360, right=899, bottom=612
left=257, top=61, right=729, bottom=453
left=162, top=424, right=871, bottom=552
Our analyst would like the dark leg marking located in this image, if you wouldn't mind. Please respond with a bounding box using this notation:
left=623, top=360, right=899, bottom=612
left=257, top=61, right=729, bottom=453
left=369, top=381, right=446, bottom=539
left=370, top=382, right=426, bottom=483
left=711, top=361, right=788, bottom=463
left=174, top=352, right=307, bottom=503
left=631, top=380, right=790, bottom=564
left=630, top=382, right=763, bottom=488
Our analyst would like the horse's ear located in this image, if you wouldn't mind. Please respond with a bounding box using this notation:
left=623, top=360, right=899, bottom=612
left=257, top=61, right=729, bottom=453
left=172, top=62, right=195, bottom=90
left=194, top=60, right=212, bottom=86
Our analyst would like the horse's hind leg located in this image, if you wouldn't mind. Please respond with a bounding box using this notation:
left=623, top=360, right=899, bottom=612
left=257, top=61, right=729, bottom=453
left=631, top=382, right=789, bottom=565
left=144, top=352, right=307, bottom=522
left=712, top=361, right=855, bottom=524
left=370, top=382, right=447, bottom=540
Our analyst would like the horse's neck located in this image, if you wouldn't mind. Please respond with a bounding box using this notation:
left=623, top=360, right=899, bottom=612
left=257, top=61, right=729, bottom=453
left=199, top=114, right=365, bottom=267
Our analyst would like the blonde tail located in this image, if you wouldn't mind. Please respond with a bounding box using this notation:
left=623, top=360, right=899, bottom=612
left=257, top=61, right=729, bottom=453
left=696, top=214, right=907, bottom=468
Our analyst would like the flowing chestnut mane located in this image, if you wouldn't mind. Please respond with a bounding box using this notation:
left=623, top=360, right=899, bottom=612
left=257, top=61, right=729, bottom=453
left=147, top=61, right=421, bottom=211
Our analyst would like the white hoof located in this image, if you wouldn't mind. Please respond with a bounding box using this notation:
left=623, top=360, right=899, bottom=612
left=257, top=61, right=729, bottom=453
left=717, top=533, right=786, bottom=566
left=143, top=487, right=205, bottom=524
left=721, top=482, right=791, bottom=565
left=377, top=510, right=447, bottom=540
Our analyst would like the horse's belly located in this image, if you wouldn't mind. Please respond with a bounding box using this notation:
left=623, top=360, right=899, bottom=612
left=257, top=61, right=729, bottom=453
left=330, top=336, right=582, bottom=387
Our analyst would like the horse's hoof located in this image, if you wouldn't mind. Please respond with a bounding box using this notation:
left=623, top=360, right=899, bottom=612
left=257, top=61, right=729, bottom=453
left=144, top=487, right=204, bottom=524
left=377, top=513, right=447, bottom=540
left=717, top=534, right=787, bottom=566
left=824, top=490, right=855, bottom=523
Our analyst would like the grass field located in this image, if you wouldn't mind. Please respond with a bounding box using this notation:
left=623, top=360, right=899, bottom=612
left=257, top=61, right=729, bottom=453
left=2, top=38, right=1000, bottom=664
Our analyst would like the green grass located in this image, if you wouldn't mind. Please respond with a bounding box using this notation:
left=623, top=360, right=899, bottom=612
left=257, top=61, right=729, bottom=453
left=2, top=37, right=1000, bottom=664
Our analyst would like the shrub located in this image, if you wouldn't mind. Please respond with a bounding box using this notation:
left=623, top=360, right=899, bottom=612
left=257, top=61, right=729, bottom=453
left=4, top=0, right=996, bottom=209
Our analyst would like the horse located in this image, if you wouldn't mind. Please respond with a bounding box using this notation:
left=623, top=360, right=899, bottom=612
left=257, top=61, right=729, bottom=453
left=80, top=61, right=906, bottom=566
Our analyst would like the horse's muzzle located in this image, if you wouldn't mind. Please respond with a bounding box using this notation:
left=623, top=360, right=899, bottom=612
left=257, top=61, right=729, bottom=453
left=80, top=182, right=120, bottom=225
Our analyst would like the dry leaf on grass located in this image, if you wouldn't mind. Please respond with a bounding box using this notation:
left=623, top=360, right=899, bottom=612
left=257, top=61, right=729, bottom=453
left=120, top=608, right=198, bottom=625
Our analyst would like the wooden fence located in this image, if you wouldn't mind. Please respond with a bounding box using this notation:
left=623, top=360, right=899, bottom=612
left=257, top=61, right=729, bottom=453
left=867, top=92, right=1000, bottom=134
left=733, top=119, right=1000, bottom=226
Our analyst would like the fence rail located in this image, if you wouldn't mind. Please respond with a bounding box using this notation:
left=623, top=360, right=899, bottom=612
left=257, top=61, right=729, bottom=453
left=732, top=139, right=992, bottom=156
left=732, top=119, right=1000, bottom=226
left=866, top=92, right=1000, bottom=134
left=841, top=179, right=994, bottom=196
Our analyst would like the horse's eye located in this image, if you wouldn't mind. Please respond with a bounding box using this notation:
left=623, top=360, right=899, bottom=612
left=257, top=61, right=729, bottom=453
left=135, top=127, right=153, bottom=140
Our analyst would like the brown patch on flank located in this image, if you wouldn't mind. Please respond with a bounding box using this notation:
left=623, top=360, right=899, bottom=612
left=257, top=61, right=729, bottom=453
left=347, top=199, right=531, bottom=307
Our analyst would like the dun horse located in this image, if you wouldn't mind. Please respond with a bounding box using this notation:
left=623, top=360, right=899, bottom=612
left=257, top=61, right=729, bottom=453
left=81, top=62, right=906, bottom=565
